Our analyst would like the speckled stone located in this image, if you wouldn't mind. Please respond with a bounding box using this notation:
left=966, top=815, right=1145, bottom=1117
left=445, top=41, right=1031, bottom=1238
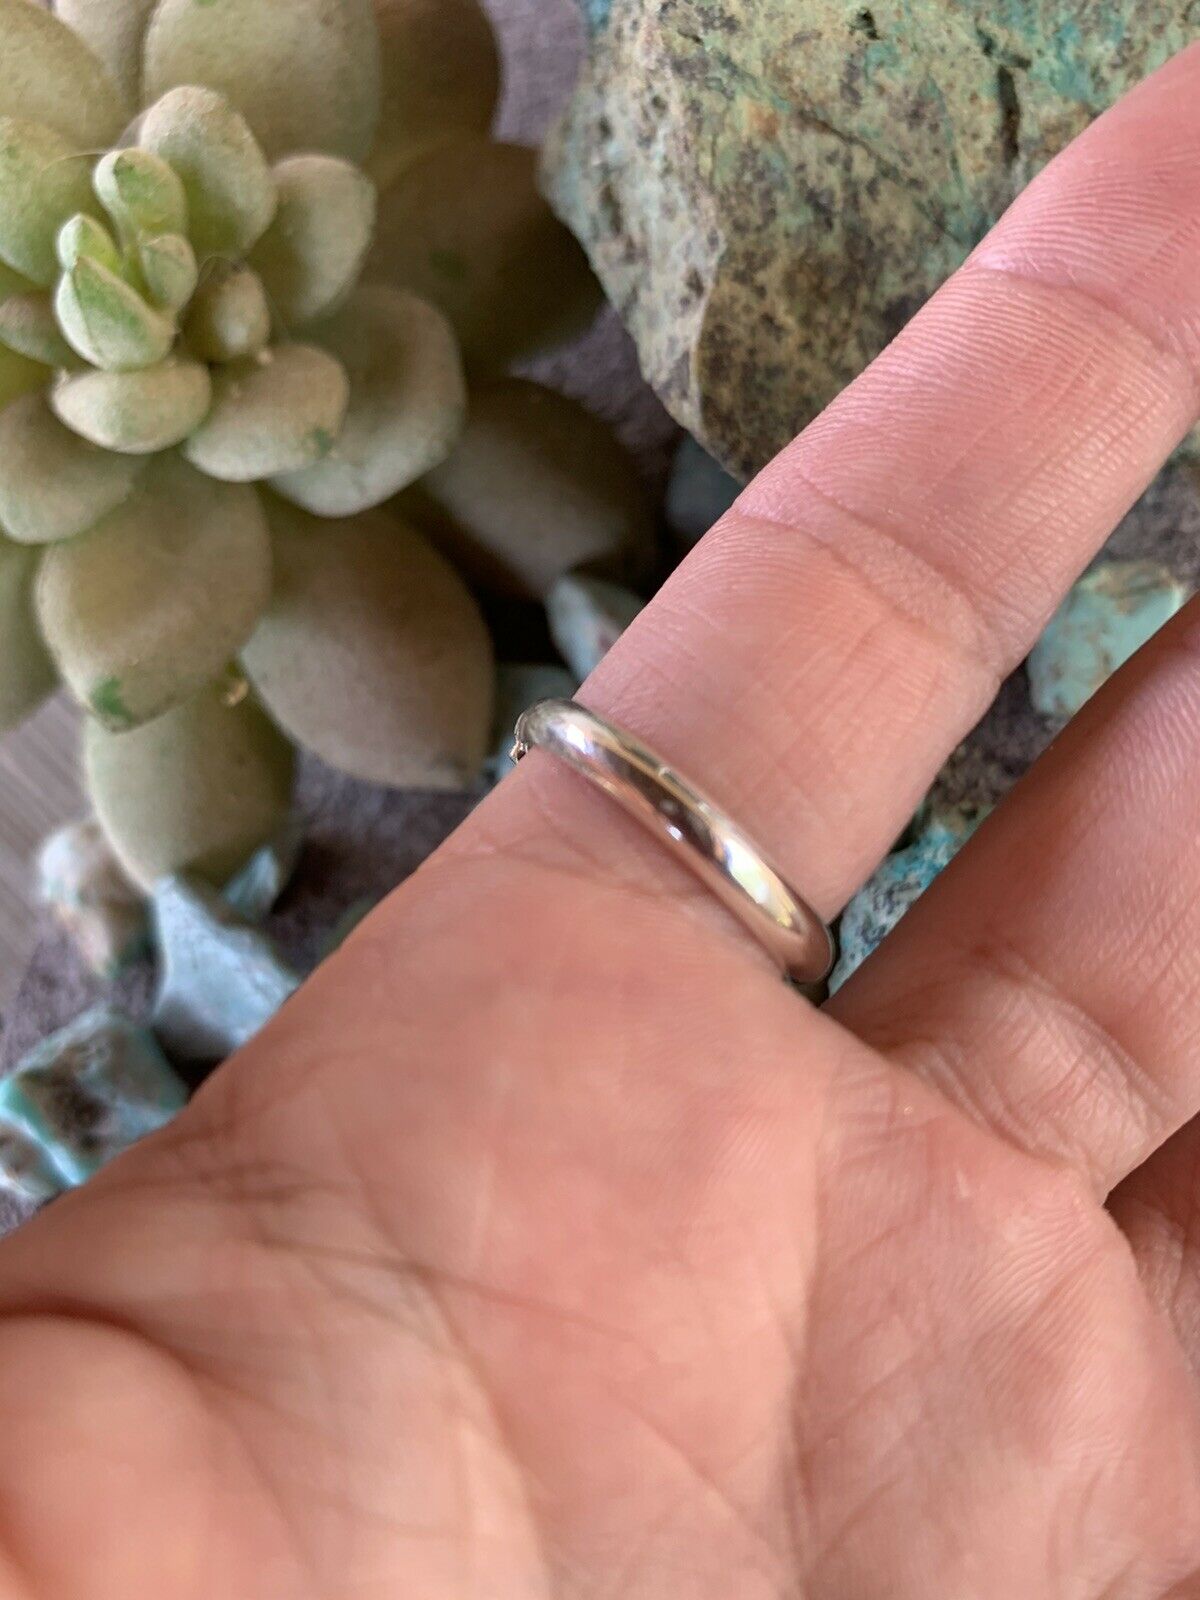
left=830, top=805, right=987, bottom=994
left=547, top=572, right=644, bottom=679
left=1026, top=560, right=1189, bottom=721
left=549, top=0, right=1200, bottom=479
left=35, top=818, right=148, bottom=979
left=0, top=1006, right=187, bottom=1190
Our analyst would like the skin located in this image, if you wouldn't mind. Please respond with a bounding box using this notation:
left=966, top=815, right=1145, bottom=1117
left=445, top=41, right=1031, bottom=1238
left=3, top=47, right=1200, bottom=1600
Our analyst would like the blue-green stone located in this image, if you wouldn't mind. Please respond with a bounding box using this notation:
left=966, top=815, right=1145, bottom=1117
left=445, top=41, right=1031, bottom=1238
left=547, top=573, right=643, bottom=680
left=0, top=1006, right=187, bottom=1188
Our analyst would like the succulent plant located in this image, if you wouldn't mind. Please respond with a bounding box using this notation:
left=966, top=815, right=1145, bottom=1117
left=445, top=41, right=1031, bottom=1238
left=0, top=0, right=605, bottom=890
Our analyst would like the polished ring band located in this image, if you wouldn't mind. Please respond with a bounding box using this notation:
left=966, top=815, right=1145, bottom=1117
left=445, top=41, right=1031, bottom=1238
left=511, top=699, right=834, bottom=985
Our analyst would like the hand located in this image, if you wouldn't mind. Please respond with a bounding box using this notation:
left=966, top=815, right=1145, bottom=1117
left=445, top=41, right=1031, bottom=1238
left=4, top=48, right=1200, bottom=1600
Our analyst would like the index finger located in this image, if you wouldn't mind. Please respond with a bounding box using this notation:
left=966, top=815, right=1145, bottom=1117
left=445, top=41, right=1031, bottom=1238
left=462, top=44, right=1200, bottom=934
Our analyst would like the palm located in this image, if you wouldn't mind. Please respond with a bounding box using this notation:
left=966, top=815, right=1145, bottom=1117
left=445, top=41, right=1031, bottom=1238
left=4, top=50, right=1200, bottom=1600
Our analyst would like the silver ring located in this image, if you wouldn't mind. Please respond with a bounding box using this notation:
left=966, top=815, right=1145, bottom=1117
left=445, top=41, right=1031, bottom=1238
left=511, top=699, right=834, bottom=985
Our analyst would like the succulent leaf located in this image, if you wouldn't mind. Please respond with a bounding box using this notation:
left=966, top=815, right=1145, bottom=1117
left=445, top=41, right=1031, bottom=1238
left=184, top=264, right=271, bottom=363
left=0, top=394, right=142, bottom=545
left=369, top=0, right=501, bottom=190
left=411, top=378, right=651, bottom=599
left=51, top=357, right=212, bottom=455
left=139, top=87, right=277, bottom=262
left=0, top=293, right=77, bottom=369
left=0, top=118, right=98, bottom=287
left=242, top=499, right=493, bottom=789
left=54, top=255, right=175, bottom=372
left=273, top=286, right=465, bottom=517
left=85, top=681, right=296, bottom=893
left=56, top=214, right=123, bottom=277
left=138, top=232, right=198, bottom=313
left=183, top=343, right=350, bottom=483
left=369, top=140, right=601, bottom=371
left=143, top=0, right=383, bottom=165
left=249, top=155, right=376, bottom=329
left=37, top=455, right=271, bottom=729
left=54, top=0, right=159, bottom=110
left=0, top=260, right=34, bottom=303
left=0, top=345, right=50, bottom=410
left=0, top=0, right=129, bottom=150
left=94, top=149, right=188, bottom=243
left=0, top=534, right=56, bottom=733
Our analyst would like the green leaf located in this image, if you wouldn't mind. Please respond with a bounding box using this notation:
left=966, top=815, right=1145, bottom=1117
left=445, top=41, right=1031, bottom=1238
left=85, top=680, right=295, bottom=893
left=139, top=87, right=276, bottom=261
left=183, top=343, right=350, bottom=483
left=0, top=0, right=129, bottom=150
left=0, top=534, right=55, bottom=732
left=54, top=256, right=175, bottom=372
left=94, top=148, right=188, bottom=243
left=0, top=293, right=77, bottom=368
left=37, top=455, right=271, bottom=730
left=409, top=377, right=652, bottom=600
left=139, top=233, right=198, bottom=312
left=0, top=394, right=143, bottom=544
left=55, top=0, right=159, bottom=111
left=273, top=286, right=465, bottom=517
left=0, top=260, right=34, bottom=303
left=242, top=498, right=493, bottom=788
left=369, top=140, right=601, bottom=370
left=51, top=357, right=212, bottom=455
left=184, top=264, right=271, bottom=363
left=0, top=117, right=98, bottom=286
left=56, top=213, right=123, bottom=276
left=143, top=0, right=382, bottom=164
left=0, top=344, right=49, bottom=410
left=249, top=155, right=376, bottom=329
left=368, top=0, right=500, bottom=190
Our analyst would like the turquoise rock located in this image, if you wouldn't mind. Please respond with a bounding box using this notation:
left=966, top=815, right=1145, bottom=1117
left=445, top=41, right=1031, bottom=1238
left=35, top=817, right=148, bottom=978
left=829, top=806, right=987, bottom=994
left=0, top=1006, right=187, bottom=1188
left=0, top=1122, right=69, bottom=1206
left=221, top=815, right=304, bottom=924
left=151, top=875, right=301, bottom=1063
left=1027, top=560, right=1188, bottom=721
left=485, top=662, right=578, bottom=784
left=547, top=573, right=643, bottom=680
left=665, top=436, right=742, bottom=551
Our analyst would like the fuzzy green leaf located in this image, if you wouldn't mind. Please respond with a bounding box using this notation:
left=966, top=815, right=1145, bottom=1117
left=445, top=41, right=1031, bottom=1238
left=369, top=0, right=500, bottom=190
left=0, top=394, right=143, bottom=545
left=139, top=233, right=198, bottom=313
left=0, top=260, right=34, bottom=303
left=273, top=286, right=465, bottom=517
left=410, top=377, right=651, bottom=600
left=242, top=499, right=493, bottom=789
left=0, top=534, right=56, bottom=732
left=55, top=0, right=159, bottom=110
left=85, top=681, right=295, bottom=893
left=0, top=118, right=98, bottom=287
left=51, top=357, right=211, bottom=455
left=369, top=139, right=601, bottom=370
left=139, top=87, right=276, bottom=261
left=184, top=265, right=271, bottom=364
left=94, top=148, right=188, bottom=243
left=54, top=257, right=175, bottom=373
left=56, top=214, right=122, bottom=277
left=143, top=0, right=382, bottom=164
left=249, top=155, right=376, bottom=329
left=37, top=455, right=271, bottom=730
left=183, top=344, right=350, bottom=483
left=0, top=0, right=129, bottom=150
left=0, top=293, right=77, bottom=369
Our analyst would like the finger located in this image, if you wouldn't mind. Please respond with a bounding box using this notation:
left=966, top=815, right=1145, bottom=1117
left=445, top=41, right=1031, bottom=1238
left=829, top=595, right=1200, bottom=1194
left=461, top=45, right=1200, bottom=946
left=1111, top=1121, right=1200, bottom=1374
